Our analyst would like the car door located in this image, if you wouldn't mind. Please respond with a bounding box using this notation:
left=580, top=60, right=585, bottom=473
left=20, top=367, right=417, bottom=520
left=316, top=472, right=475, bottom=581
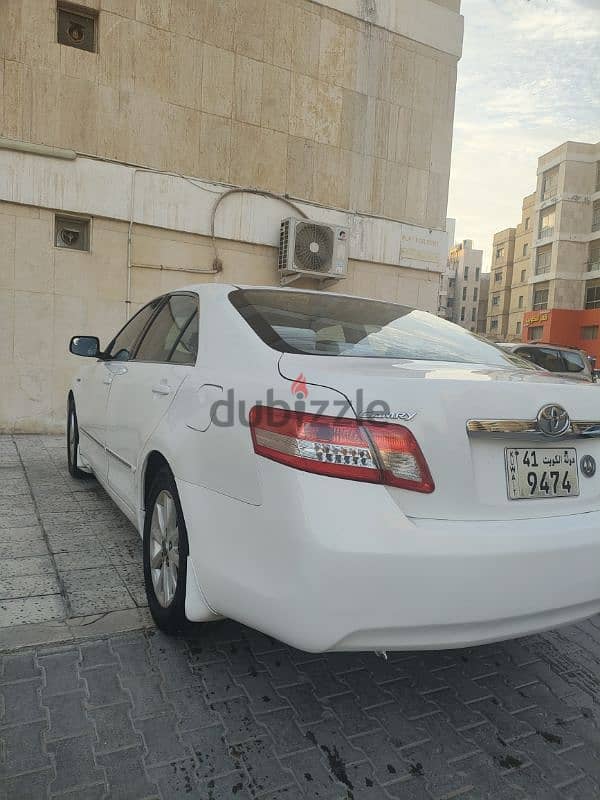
left=104, top=293, right=199, bottom=511
left=76, top=299, right=162, bottom=480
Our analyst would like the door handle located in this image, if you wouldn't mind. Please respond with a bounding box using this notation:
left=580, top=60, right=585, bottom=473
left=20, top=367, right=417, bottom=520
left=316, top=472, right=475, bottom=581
left=152, top=384, right=172, bottom=396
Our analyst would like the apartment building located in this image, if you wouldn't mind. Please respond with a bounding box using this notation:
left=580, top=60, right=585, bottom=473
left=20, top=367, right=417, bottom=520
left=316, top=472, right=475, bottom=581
left=489, top=141, right=600, bottom=357
left=506, top=193, right=535, bottom=340
left=522, top=141, right=600, bottom=358
left=445, top=239, right=484, bottom=331
left=0, top=0, right=464, bottom=431
left=477, top=273, right=490, bottom=334
left=486, top=228, right=515, bottom=339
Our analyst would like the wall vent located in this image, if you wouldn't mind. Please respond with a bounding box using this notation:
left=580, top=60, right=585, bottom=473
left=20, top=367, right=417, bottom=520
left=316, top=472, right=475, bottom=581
left=55, top=215, right=91, bottom=251
left=57, top=4, right=97, bottom=52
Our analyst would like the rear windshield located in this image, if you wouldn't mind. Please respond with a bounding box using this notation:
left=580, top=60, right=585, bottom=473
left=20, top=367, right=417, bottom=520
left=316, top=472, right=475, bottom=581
left=230, top=289, right=534, bottom=366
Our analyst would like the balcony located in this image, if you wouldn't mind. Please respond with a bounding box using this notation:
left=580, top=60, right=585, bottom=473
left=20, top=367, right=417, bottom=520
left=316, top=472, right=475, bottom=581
left=539, top=226, right=554, bottom=240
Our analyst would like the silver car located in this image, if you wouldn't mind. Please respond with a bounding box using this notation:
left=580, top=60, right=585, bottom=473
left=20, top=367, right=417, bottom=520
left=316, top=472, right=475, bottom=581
left=499, top=343, right=595, bottom=382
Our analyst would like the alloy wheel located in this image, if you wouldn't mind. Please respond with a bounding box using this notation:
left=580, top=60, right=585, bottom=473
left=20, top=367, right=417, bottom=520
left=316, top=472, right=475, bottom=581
left=149, top=489, right=180, bottom=608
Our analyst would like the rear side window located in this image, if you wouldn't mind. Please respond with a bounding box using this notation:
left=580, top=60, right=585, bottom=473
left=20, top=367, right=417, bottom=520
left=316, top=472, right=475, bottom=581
left=230, top=289, right=533, bottom=367
left=135, top=294, right=198, bottom=365
left=106, top=299, right=162, bottom=361
left=562, top=350, right=585, bottom=373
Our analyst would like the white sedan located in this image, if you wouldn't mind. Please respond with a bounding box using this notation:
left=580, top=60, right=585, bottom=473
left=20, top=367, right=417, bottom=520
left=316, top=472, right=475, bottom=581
left=68, top=284, right=600, bottom=652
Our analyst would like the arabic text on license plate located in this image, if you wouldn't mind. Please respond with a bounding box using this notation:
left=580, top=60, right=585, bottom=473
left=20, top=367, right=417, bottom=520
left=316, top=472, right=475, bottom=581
left=505, top=448, right=579, bottom=500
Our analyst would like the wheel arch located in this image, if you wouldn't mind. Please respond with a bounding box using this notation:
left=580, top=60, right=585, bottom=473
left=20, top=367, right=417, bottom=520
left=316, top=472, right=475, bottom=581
left=142, top=450, right=172, bottom=512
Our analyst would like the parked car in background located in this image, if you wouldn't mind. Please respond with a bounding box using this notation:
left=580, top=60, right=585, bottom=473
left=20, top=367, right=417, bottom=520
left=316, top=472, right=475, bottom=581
left=67, top=286, right=600, bottom=652
left=498, top=343, right=595, bottom=382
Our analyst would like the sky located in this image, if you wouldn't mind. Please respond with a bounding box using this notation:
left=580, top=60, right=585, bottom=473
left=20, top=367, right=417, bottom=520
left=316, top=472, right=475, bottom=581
left=447, top=0, right=600, bottom=269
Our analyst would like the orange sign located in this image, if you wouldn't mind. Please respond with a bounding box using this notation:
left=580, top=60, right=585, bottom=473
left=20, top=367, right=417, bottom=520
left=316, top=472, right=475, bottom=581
left=525, top=312, right=549, bottom=326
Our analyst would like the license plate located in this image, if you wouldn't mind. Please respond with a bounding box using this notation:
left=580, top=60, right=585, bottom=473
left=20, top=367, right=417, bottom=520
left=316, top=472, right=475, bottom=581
left=505, top=448, right=579, bottom=500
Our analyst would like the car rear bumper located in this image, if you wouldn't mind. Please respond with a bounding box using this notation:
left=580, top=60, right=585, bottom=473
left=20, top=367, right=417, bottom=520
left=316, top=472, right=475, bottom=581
left=178, top=462, right=600, bottom=652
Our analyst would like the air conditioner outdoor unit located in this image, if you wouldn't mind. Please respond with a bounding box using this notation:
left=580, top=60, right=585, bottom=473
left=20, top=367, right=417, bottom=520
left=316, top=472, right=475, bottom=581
left=278, top=217, right=349, bottom=285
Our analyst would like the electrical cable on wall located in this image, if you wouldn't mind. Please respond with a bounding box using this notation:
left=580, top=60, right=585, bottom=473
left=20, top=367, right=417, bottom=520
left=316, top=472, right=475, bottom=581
left=209, top=188, right=309, bottom=273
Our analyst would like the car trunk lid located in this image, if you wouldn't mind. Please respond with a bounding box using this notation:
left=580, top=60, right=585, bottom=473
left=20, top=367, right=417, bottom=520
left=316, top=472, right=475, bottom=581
left=278, top=354, right=600, bottom=521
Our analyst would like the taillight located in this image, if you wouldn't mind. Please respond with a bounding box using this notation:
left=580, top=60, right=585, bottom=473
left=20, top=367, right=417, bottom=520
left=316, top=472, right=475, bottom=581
left=249, top=406, right=434, bottom=493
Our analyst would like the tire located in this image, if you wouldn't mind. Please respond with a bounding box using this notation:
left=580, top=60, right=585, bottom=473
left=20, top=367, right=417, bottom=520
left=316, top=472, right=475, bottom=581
left=143, top=467, right=189, bottom=634
left=67, top=398, right=88, bottom=480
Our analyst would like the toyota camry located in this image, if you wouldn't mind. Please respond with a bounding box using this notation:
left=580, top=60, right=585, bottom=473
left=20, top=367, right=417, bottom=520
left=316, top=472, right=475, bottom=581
left=67, top=285, right=600, bottom=652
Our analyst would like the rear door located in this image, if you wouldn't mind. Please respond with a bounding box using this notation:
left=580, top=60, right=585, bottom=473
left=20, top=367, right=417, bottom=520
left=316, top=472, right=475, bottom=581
left=104, top=293, right=199, bottom=511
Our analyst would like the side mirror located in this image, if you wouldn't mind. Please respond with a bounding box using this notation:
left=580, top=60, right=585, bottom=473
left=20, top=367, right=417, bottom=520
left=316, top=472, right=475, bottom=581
left=69, top=336, right=101, bottom=358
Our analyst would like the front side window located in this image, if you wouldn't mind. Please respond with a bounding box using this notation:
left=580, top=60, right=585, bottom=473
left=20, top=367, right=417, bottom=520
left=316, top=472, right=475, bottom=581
left=523, top=243, right=528, bottom=257
left=230, top=289, right=528, bottom=367
left=473, top=287, right=478, bottom=301
left=520, top=347, right=562, bottom=371
left=135, top=294, right=198, bottom=364
left=516, top=321, right=522, bottom=335
left=463, top=266, right=469, bottom=279
left=462, top=287, right=467, bottom=300
left=460, top=306, right=465, bottom=321
left=494, top=271, right=502, bottom=282
left=106, top=299, right=162, bottom=361
left=518, top=295, right=524, bottom=309
left=540, top=207, right=555, bottom=238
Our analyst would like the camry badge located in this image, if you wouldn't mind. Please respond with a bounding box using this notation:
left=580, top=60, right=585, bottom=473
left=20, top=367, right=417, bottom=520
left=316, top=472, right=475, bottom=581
left=361, top=410, right=417, bottom=422
left=537, top=404, right=570, bottom=437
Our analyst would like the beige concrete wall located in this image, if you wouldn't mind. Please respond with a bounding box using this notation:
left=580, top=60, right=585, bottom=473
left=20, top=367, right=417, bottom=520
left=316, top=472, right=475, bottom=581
left=486, top=228, right=515, bottom=338
left=0, top=200, right=439, bottom=433
left=0, top=0, right=458, bottom=230
left=506, top=193, right=534, bottom=340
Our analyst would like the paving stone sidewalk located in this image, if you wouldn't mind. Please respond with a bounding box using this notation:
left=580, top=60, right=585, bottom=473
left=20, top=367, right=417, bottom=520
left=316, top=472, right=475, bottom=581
left=4, top=623, right=600, bottom=799
left=0, top=435, right=148, bottom=641
left=4, top=435, right=600, bottom=798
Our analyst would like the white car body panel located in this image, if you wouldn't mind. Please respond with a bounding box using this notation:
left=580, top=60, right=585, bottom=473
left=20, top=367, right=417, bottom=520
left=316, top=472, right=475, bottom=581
left=70, top=283, right=600, bottom=651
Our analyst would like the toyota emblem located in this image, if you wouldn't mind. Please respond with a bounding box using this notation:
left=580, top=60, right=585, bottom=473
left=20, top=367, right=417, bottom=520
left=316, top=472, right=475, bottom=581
left=537, top=404, right=570, bottom=437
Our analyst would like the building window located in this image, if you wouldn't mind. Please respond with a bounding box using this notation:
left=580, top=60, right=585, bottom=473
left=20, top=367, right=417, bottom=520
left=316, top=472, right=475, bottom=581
left=589, top=241, right=600, bottom=272
left=596, top=161, right=600, bottom=192
left=464, top=266, right=469, bottom=279
left=495, top=247, right=504, bottom=260
left=532, top=287, right=549, bottom=311
left=462, top=287, right=467, bottom=300
left=516, top=321, right=522, bottom=335
left=528, top=325, right=543, bottom=341
left=490, top=319, right=498, bottom=331
left=492, top=294, right=500, bottom=306
left=593, top=200, right=600, bottom=233
left=535, top=245, right=552, bottom=275
left=585, top=279, right=600, bottom=309
left=473, top=287, right=478, bottom=301
left=518, top=295, right=524, bottom=309
left=475, top=267, right=480, bottom=280
left=521, top=269, right=526, bottom=282
left=448, top=277, right=455, bottom=288
left=494, top=271, right=502, bottom=282
left=471, top=308, right=476, bottom=322
left=57, top=3, right=98, bottom=52
left=539, top=207, right=555, bottom=239
left=581, top=325, right=599, bottom=341
left=541, top=169, right=558, bottom=201
left=525, top=217, right=530, bottom=230
left=522, top=243, right=528, bottom=257
left=460, top=307, right=465, bottom=321
left=54, top=215, right=91, bottom=251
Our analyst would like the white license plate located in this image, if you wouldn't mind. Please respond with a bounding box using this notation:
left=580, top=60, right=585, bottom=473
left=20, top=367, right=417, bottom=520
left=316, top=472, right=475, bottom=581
left=505, top=448, right=579, bottom=500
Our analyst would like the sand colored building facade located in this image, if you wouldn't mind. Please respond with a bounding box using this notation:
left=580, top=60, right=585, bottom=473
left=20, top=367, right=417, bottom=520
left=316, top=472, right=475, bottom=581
left=444, top=239, right=485, bottom=332
left=486, top=141, right=600, bottom=358
left=0, top=0, right=463, bottom=432
left=486, top=228, right=515, bottom=340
